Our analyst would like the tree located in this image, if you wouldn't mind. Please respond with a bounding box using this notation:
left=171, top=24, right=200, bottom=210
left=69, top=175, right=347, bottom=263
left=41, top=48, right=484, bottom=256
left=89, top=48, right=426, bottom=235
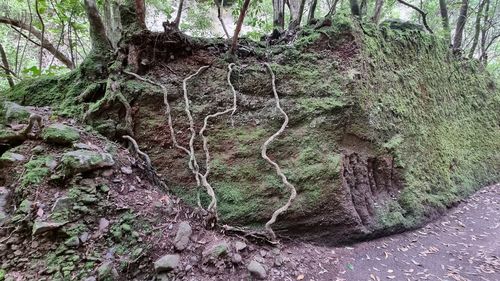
left=372, top=0, right=385, bottom=23
left=173, top=0, right=185, bottom=29
left=83, top=0, right=112, bottom=52
left=273, top=0, right=285, bottom=31
left=288, top=0, right=306, bottom=30
left=396, top=0, right=433, bottom=33
left=0, top=43, right=15, bottom=88
left=230, top=0, right=251, bottom=55
left=469, top=0, right=486, bottom=58
left=439, top=0, right=450, bottom=40
left=453, top=0, right=469, bottom=50
left=350, top=0, right=361, bottom=16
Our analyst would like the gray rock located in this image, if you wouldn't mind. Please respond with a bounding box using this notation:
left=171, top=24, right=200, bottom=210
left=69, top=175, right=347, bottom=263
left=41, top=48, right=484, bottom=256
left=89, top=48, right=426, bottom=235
left=42, top=123, right=80, bottom=145
left=98, top=218, right=110, bottom=232
left=72, top=143, right=92, bottom=150
left=173, top=221, right=192, bottom=251
left=82, top=277, right=97, bottom=281
left=4, top=102, right=30, bottom=124
left=64, top=236, right=80, bottom=248
left=231, top=253, right=242, bottom=264
left=31, top=145, right=45, bottom=154
left=79, top=232, right=90, bottom=243
left=274, top=255, right=284, bottom=267
left=202, top=240, right=229, bottom=260
left=97, top=261, right=117, bottom=280
left=0, top=187, right=9, bottom=225
left=32, top=221, right=67, bottom=236
left=154, top=254, right=180, bottom=272
left=0, top=151, right=25, bottom=167
left=60, top=150, right=114, bottom=175
left=247, top=260, right=267, bottom=280
left=51, top=197, right=72, bottom=213
left=120, top=166, right=132, bottom=174
left=234, top=241, right=247, bottom=252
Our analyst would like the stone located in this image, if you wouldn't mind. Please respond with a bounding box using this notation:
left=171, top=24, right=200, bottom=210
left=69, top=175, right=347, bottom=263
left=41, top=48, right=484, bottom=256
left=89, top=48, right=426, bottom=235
left=274, top=255, right=284, bottom=267
left=64, top=236, right=80, bottom=248
left=231, top=253, right=242, bottom=264
left=32, top=221, right=67, bottom=236
left=120, top=166, right=132, bottom=174
left=97, top=261, right=116, bottom=280
left=42, top=123, right=80, bottom=145
left=247, top=260, right=267, bottom=280
left=173, top=221, right=192, bottom=251
left=60, top=150, right=114, bottom=175
left=234, top=241, right=247, bottom=252
left=0, top=187, right=9, bottom=226
left=0, top=151, right=25, bottom=167
left=4, top=102, right=30, bottom=124
left=98, top=218, right=110, bottom=232
left=154, top=254, right=180, bottom=272
left=72, top=143, right=92, bottom=150
left=31, top=145, right=45, bottom=154
left=51, top=197, right=72, bottom=213
left=202, top=240, right=229, bottom=260
left=79, top=232, right=90, bottom=243
left=82, top=277, right=96, bottom=281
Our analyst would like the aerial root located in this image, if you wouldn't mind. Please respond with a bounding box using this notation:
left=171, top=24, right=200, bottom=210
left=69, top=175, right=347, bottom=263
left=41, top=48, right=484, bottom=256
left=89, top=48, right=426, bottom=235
left=123, top=135, right=167, bottom=191
left=261, top=63, right=297, bottom=241
left=83, top=77, right=133, bottom=136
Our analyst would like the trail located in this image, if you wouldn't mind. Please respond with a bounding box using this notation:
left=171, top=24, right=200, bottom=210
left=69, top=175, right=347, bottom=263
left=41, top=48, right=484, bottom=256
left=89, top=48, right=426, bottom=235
left=329, top=183, right=500, bottom=281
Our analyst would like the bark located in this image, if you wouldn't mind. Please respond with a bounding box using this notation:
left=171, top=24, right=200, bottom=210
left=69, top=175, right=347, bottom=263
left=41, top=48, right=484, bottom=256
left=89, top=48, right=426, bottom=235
left=360, top=0, right=368, bottom=15
left=215, top=0, right=230, bottom=38
left=135, top=0, right=146, bottom=28
left=350, top=0, right=361, bottom=16
left=230, top=0, right=251, bottom=55
left=469, top=0, right=486, bottom=58
left=103, top=0, right=122, bottom=48
left=396, top=0, right=434, bottom=34
left=34, top=0, right=45, bottom=70
left=273, top=0, right=285, bottom=31
left=173, top=0, right=185, bottom=29
left=439, top=0, right=450, bottom=40
left=288, top=0, right=306, bottom=30
left=84, top=0, right=112, bottom=52
left=0, top=17, right=74, bottom=69
left=372, top=0, right=384, bottom=23
left=453, top=0, right=469, bottom=50
left=307, top=0, right=318, bottom=23
left=480, top=0, right=491, bottom=63
left=326, top=0, right=341, bottom=18
left=0, top=44, right=15, bottom=88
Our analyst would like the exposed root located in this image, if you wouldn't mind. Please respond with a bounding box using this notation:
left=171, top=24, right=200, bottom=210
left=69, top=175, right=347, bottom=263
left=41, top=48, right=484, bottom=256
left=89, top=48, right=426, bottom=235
left=262, top=63, right=297, bottom=241
left=83, top=77, right=134, bottom=136
left=222, top=224, right=279, bottom=245
left=123, top=135, right=167, bottom=191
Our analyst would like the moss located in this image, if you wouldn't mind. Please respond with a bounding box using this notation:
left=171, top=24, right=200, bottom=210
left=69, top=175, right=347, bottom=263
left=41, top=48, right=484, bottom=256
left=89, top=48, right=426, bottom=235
left=21, top=156, right=53, bottom=187
left=0, top=269, right=5, bottom=281
left=42, top=123, right=80, bottom=145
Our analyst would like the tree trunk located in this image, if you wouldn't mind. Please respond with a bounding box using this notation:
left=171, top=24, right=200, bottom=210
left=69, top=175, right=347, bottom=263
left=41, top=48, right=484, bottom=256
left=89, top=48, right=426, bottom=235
left=0, top=43, right=15, bottom=88
left=134, top=0, right=146, bottom=29
left=84, top=0, right=112, bottom=53
left=350, top=0, right=361, bottom=16
left=215, top=0, right=230, bottom=38
left=372, top=0, right=384, bottom=23
left=439, top=0, right=450, bottom=41
left=0, top=17, right=74, bottom=69
left=273, top=0, right=285, bottom=31
left=325, top=0, right=341, bottom=18
left=360, top=0, right=368, bottom=16
left=288, top=0, right=306, bottom=30
left=480, top=0, right=490, bottom=64
left=230, top=0, right=251, bottom=55
left=307, top=0, right=318, bottom=23
left=468, top=0, right=486, bottom=58
left=173, top=0, right=185, bottom=29
left=453, top=0, right=469, bottom=50
left=103, top=0, right=122, bottom=48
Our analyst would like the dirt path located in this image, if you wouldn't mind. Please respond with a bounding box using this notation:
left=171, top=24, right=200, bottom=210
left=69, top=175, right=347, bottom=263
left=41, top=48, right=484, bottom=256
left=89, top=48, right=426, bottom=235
left=328, top=183, right=500, bottom=281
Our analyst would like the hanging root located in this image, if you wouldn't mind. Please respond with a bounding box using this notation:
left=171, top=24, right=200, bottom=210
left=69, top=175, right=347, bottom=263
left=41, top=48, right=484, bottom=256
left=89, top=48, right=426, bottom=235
left=123, top=135, right=167, bottom=191
left=262, top=63, right=297, bottom=241
left=83, top=77, right=134, bottom=136
left=198, top=63, right=238, bottom=214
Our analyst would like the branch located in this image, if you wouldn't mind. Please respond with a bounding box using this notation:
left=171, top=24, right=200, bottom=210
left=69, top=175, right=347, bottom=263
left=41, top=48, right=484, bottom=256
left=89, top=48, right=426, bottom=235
left=0, top=16, right=75, bottom=69
left=396, top=0, right=434, bottom=34
left=262, top=63, right=297, bottom=241
left=215, top=0, right=230, bottom=38
left=230, top=0, right=251, bottom=55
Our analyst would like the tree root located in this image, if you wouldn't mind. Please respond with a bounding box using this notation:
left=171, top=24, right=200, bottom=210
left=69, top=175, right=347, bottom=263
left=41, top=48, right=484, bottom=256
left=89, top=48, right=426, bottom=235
left=83, top=76, right=134, bottom=136
left=261, top=63, right=297, bottom=241
left=123, top=135, right=167, bottom=191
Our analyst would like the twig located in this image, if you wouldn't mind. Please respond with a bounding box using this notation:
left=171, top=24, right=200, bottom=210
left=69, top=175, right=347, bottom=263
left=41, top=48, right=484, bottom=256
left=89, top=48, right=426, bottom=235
left=396, top=0, right=434, bottom=34
left=262, top=63, right=297, bottom=241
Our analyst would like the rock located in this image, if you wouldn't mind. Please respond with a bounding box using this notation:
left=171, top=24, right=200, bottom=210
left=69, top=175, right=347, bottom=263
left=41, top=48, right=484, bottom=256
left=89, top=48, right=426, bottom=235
left=72, top=143, right=92, bottom=150
left=274, top=255, right=284, bottom=267
left=0, top=151, right=25, bottom=167
left=154, top=254, right=180, bottom=272
left=173, top=221, right=192, bottom=251
left=0, top=187, right=9, bottom=226
left=98, top=218, right=110, bottom=232
left=97, top=261, right=117, bottom=280
left=247, top=260, right=267, bottom=280
left=32, top=221, right=67, bottom=235
left=82, top=277, right=96, bottom=281
left=60, top=150, right=114, bottom=175
left=42, top=123, right=80, bottom=145
left=120, top=166, right=132, bottom=174
left=79, top=232, right=90, bottom=243
left=4, top=102, right=30, bottom=124
left=231, top=253, right=242, bottom=264
left=234, top=241, right=247, bottom=252
left=51, top=197, right=72, bottom=213
left=64, top=236, right=80, bottom=248
left=31, top=145, right=45, bottom=154
left=202, top=240, right=229, bottom=260
left=101, top=169, right=114, bottom=177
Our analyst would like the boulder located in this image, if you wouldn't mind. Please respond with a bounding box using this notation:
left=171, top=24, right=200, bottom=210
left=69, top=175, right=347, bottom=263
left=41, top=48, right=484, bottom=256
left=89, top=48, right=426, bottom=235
left=234, top=241, right=247, bottom=252
left=0, top=151, right=25, bottom=167
left=247, top=260, right=267, bottom=280
left=173, top=221, right=192, bottom=251
left=42, top=123, right=80, bottom=145
left=60, top=150, right=114, bottom=175
left=4, top=102, right=30, bottom=124
left=32, top=221, right=67, bottom=235
left=202, top=240, right=229, bottom=260
left=154, top=254, right=180, bottom=272
left=0, top=187, right=9, bottom=225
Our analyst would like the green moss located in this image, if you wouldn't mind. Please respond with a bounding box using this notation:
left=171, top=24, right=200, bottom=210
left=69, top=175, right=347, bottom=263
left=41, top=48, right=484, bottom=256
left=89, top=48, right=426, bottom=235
left=21, top=156, right=53, bottom=187
left=42, top=123, right=80, bottom=145
left=0, top=269, right=5, bottom=281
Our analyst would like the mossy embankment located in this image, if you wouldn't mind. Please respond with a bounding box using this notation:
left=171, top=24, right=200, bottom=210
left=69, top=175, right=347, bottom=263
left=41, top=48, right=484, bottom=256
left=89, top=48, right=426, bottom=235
left=2, top=17, right=499, bottom=244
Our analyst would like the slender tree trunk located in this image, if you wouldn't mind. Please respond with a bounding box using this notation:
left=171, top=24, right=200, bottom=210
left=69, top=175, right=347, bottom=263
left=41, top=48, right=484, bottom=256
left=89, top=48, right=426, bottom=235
left=84, top=0, right=112, bottom=52
left=34, top=0, right=45, bottom=70
left=0, top=43, right=15, bottom=88
left=307, top=0, right=318, bottom=23
left=453, top=0, right=469, bottom=50
left=0, top=17, right=75, bottom=69
left=273, top=0, right=285, bottom=31
left=469, top=0, right=486, bottom=58
left=135, top=0, right=146, bottom=28
left=480, top=0, right=490, bottom=64
left=103, top=0, right=122, bottom=48
left=230, top=0, right=251, bottom=55
left=360, top=0, right=368, bottom=15
left=326, top=0, right=341, bottom=18
left=215, top=0, right=230, bottom=38
left=288, top=0, right=306, bottom=30
left=372, top=0, right=384, bottom=23
left=439, top=0, right=450, bottom=41
left=173, top=0, right=185, bottom=29
left=350, top=0, right=361, bottom=16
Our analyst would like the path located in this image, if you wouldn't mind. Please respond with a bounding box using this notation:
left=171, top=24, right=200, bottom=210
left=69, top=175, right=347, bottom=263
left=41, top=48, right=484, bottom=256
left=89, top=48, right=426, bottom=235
left=333, top=183, right=500, bottom=281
